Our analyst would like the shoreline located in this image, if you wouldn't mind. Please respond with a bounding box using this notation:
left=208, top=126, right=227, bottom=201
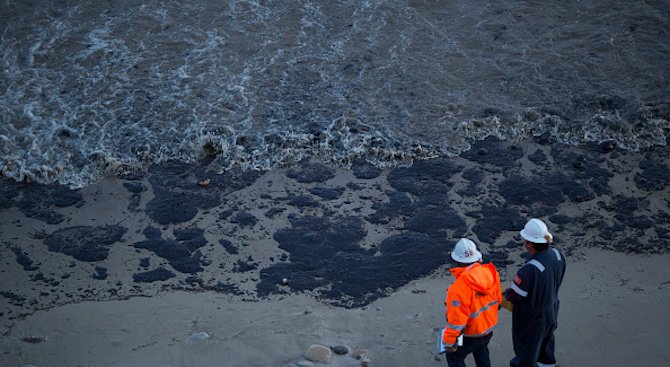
left=1, top=137, right=669, bottom=365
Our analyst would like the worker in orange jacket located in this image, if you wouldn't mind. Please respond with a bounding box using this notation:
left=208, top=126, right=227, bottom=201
left=443, top=238, right=502, bottom=367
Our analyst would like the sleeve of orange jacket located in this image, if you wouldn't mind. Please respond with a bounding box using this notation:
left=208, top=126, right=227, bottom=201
left=443, top=283, right=469, bottom=346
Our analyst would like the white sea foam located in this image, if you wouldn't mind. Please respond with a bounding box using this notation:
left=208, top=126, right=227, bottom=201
left=0, top=0, right=668, bottom=187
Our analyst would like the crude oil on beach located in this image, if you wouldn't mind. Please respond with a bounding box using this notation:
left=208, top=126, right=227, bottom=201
left=1, top=1, right=669, bottom=366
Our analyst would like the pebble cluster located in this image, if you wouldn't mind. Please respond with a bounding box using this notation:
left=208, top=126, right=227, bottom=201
left=284, top=343, right=371, bottom=367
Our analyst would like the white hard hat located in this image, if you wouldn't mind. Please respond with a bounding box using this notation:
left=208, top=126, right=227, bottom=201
left=451, top=238, right=482, bottom=264
left=520, top=218, right=553, bottom=244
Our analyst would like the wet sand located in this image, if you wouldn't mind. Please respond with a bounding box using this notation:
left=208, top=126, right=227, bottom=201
left=1, top=137, right=669, bottom=366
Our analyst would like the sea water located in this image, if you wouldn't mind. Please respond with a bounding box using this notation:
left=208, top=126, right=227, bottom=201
left=1, top=0, right=668, bottom=188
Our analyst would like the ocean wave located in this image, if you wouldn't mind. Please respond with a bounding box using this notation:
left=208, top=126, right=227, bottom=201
left=1, top=0, right=669, bottom=187
left=1, top=102, right=667, bottom=188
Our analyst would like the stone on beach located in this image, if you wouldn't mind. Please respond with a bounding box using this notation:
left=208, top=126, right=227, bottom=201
left=186, top=331, right=209, bottom=344
left=332, top=344, right=350, bottom=355
left=352, top=349, right=368, bottom=360
left=305, top=344, right=333, bottom=363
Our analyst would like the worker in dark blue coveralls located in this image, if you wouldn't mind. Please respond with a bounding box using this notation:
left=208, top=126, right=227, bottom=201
left=504, top=218, right=566, bottom=367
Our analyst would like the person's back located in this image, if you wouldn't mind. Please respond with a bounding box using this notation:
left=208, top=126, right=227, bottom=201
left=449, top=263, right=502, bottom=337
left=512, top=247, right=565, bottom=320
left=443, top=239, right=502, bottom=367
left=506, top=219, right=566, bottom=367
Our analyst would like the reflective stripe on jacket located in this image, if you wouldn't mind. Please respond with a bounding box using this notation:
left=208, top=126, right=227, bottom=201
left=443, top=262, right=502, bottom=346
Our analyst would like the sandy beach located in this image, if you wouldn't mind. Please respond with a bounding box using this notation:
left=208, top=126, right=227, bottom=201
left=2, top=2, right=669, bottom=366
left=2, top=248, right=670, bottom=367
left=1, top=137, right=669, bottom=366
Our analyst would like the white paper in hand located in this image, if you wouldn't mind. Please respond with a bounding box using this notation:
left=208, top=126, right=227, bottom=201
left=437, top=328, right=464, bottom=353
left=437, top=328, right=447, bottom=353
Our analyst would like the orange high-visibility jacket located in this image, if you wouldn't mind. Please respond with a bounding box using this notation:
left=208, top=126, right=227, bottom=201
left=443, top=262, right=502, bottom=346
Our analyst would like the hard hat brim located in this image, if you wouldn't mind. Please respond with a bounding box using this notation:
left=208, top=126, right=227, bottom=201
left=451, top=249, right=482, bottom=264
left=520, top=229, right=548, bottom=243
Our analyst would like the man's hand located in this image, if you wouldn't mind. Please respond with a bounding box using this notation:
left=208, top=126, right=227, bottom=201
left=500, top=289, right=513, bottom=311
left=500, top=296, right=514, bottom=312
left=445, top=346, right=458, bottom=353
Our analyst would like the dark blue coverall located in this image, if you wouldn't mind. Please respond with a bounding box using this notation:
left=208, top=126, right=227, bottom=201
left=505, top=247, right=566, bottom=367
